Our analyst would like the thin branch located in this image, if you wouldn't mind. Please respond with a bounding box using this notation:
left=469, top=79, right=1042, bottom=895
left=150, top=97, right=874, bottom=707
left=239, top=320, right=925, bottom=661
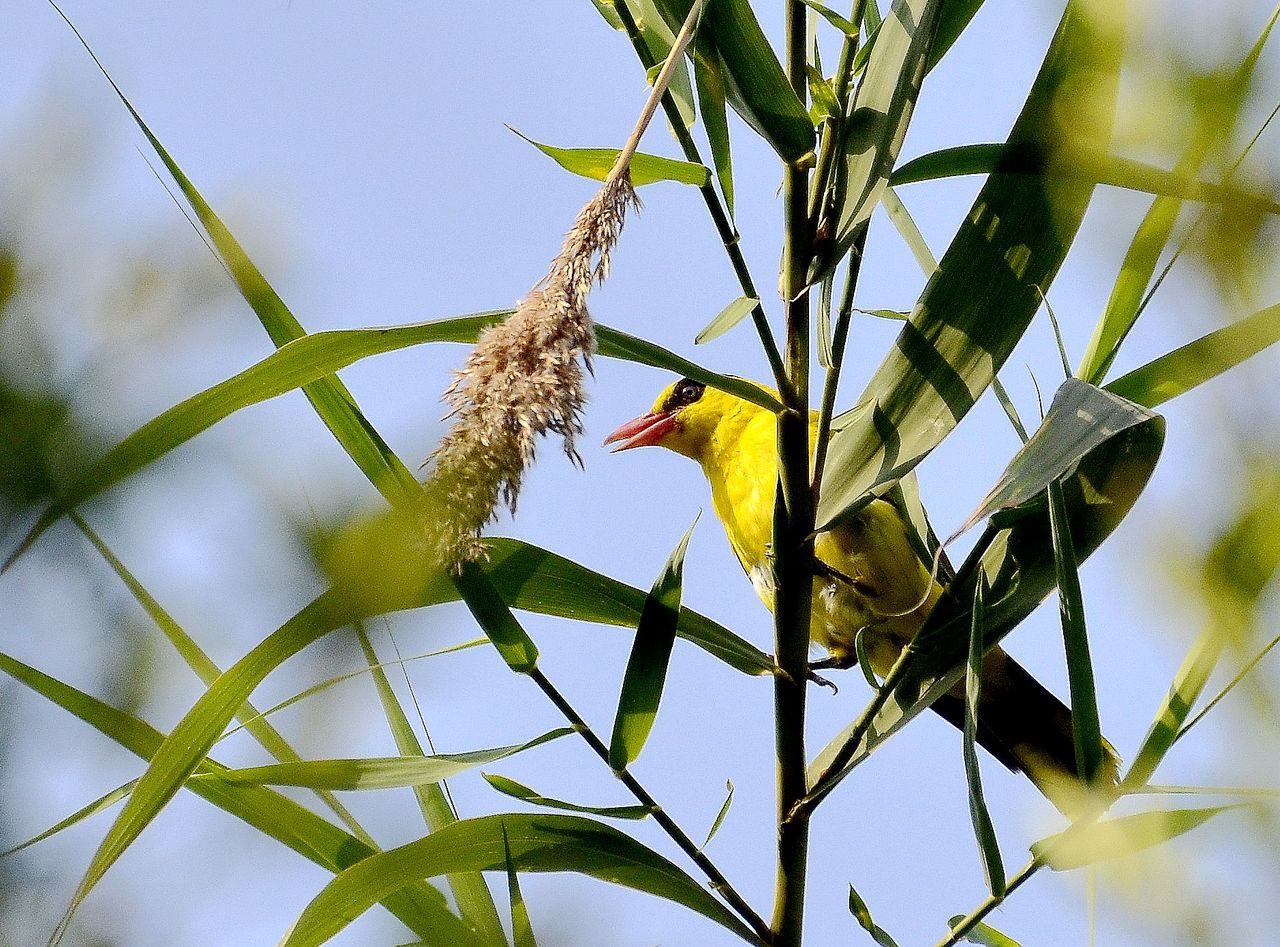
left=525, top=668, right=771, bottom=945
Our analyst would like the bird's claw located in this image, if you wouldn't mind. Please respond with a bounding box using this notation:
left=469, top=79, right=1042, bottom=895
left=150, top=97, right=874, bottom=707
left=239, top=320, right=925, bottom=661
left=807, top=668, right=838, bottom=693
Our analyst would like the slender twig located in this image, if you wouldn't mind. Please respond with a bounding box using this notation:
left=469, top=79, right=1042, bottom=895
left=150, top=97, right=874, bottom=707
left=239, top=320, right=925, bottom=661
left=525, top=668, right=771, bottom=945
left=811, top=222, right=868, bottom=491
left=935, top=858, right=1041, bottom=947
left=771, top=4, right=815, bottom=945
left=610, top=1, right=790, bottom=395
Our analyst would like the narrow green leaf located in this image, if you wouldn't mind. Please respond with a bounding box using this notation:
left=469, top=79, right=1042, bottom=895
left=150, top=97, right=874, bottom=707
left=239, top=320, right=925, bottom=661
left=456, top=562, right=540, bottom=674
left=799, top=0, right=859, bottom=37
left=847, top=884, right=901, bottom=947
left=694, top=296, right=760, bottom=345
left=1123, top=626, right=1227, bottom=790
left=651, top=0, right=815, bottom=165
left=817, top=273, right=835, bottom=369
left=280, top=814, right=762, bottom=946
left=1048, top=478, right=1104, bottom=782
left=811, top=0, right=943, bottom=282
left=881, top=186, right=938, bottom=275
left=990, top=378, right=1029, bottom=443
left=951, top=380, right=1157, bottom=539
left=806, top=64, right=841, bottom=122
left=692, top=38, right=734, bottom=214
left=483, top=774, right=651, bottom=820
left=356, top=630, right=507, bottom=946
left=1031, top=806, right=1240, bottom=870
left=0, top=649, right=470, bottom=944
left=2, top=779, right=135, bottom=859
left=854, top=307, right=909, bottom=321
left=509, top=127, right=710, bottom=187
left=889, top=143, right=1280, bottom=215
left=963, top=573, right=1005, bottom=895
left=589, top=0, right=625, bottom=31
left=816, top=1, right=1123, bottom=531
left=945, top=917, right=1022, bottom=947
left=701, top=779, right=735, bottom=849
left=503, top=825, right=537, bottom=947
left=1104, top=302, right=1280, bottom=408
left=609, top=517, right=697, bottom=769
left=926, top=0, right=988, bottom=71
left=211, top=731, right=570, bottom=790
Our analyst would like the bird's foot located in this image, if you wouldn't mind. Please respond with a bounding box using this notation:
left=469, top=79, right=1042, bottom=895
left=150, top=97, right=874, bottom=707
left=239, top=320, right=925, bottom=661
left=807, top=668, right=838, bottom=694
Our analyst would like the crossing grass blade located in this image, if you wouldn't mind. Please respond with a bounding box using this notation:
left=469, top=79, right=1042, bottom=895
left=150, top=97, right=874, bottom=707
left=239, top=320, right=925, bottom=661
left=0, top=650, right=476, bottom=944
left=609, top=518, right=697, bottom=769
left=963, top=573, right=1005, bottom=896
left=210, top=730, right=571, bottom=790
left=279, top=813, right=763, bottom=946
left=815, top=0, right=1124, bottom=533
left=1030, top=806, right=1242, bottom=870
left=483, top=774, right=651, bottom=820
left=356, top=630, right=507, bottom=945
left=503, top=824, right=537, bottom=947
left=1, top=780, right=135, bottom=859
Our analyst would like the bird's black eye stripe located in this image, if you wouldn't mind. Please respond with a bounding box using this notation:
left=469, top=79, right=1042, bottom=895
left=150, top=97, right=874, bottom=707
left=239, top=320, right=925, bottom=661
left=664, top=378, right=706, bottom=411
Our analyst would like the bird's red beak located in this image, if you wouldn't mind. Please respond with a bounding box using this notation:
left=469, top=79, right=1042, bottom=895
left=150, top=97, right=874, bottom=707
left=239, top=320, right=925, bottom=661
left=604, top=410, right=678, bottom=452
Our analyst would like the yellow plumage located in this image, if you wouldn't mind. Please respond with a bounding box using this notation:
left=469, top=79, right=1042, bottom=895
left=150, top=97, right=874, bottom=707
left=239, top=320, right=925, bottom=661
left=606, top=377, right=1118, bottom=811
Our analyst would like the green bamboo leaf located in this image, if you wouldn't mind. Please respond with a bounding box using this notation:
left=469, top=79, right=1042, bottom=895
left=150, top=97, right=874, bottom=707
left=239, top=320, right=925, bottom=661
left=692, top=37, right=734, bottom=214
left=854, top=308, right=910, bottom=321
left=694, top=296, right=760, bottom=345
left=889, top=143, right=1280, bottom=216
left=945, top=917, right=1022, bottom=947
left=503, top=824, right=537, bottom=947
left=509, top=127, right=710, bottom=187
left=0, top=649, right=470, bottom=944
left=810, top=0, right=944, bottom=283
left=589, top=0, right=625, bottom=30
left=1031, top=806, right=1241, bottom=870
left=847, top=884, right=901, bottom=947
left=799, top=0, right=859, bottom=37
left=211, top=731, right=570, bottom=790
left=456, top=561, right=542, bottom=674
left=279, top=814, right=762, bottom=946
left=926, top=0, right=988, bottom=72
left=1078, top=4, right=1279, bottom=383
left=651, top=0, right=815, bottom=165
left=609, top=517, right=697, bottom=769
left=356, top=630, right=506, bottom=945
left=1048, top=478, right=1104, bottom=782
left=815, top=1, right=1125, bottom=532
left=963, top=573, right=1005, bottom=896
left=950, top=380, right=1158, bottom=539
left=806, top=64, right=841, bottom=122
left=483, top=774, right=651, bottom=820
left=1, top=779, right=135, bottom=859
left=701, top=779, right=735, bottom=849
left=1104, top=301, right=1280, bottom=408
left=881, top=186, right=938, bottom=275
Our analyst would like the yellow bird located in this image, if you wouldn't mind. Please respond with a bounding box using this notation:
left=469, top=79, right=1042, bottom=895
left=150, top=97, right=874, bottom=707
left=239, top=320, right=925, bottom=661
left=606, top=377, right=1118, bottom=811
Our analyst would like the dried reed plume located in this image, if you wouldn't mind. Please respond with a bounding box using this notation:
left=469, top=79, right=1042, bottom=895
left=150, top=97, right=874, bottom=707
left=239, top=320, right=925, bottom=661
left=423, top=174, right=639, bottom=568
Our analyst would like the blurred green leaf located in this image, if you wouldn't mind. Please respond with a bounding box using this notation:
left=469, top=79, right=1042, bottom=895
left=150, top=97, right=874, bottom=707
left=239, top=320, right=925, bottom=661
left=0, top=649, right=472, bottom=944
left=962, top=573, right=1005, bottom=896
left=1, top=779, right=135, bottom=859
left=509, top=127, right=710, bottom=186
left=651, top=0, right=815, bottom=165
left=889, top=143, right=1280, bottom=215
left=810, top=0, right=943, bottom=282
left=695, top=296, right=760, bottom=345
left=1104, top=301, right=1280, bottom=408
left=816, top=1, right=1122, bottom=531
left=1031, top=806, right=1241, bottom=870
left=211, top=730, right=570, bottom=790
left=483, top=774, right=651, bottom=820
left=280, top=813, right=763, bottom=946
left=609, top=517, right=697, bottom=769
left=847, top=884, right=901, bottom=947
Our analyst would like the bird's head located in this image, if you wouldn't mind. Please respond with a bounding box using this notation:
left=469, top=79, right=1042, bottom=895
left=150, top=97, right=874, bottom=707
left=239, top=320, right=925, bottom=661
left=604, top=377, right=760, bottom=461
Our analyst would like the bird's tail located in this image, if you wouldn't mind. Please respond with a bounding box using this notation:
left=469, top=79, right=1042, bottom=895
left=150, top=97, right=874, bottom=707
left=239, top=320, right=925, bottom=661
left=933, top=649, right=1120, bottom=815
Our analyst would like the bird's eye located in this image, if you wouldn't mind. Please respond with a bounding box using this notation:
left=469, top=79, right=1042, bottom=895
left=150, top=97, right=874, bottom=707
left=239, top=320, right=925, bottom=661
left=666, top=378, right=706, bottom=410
